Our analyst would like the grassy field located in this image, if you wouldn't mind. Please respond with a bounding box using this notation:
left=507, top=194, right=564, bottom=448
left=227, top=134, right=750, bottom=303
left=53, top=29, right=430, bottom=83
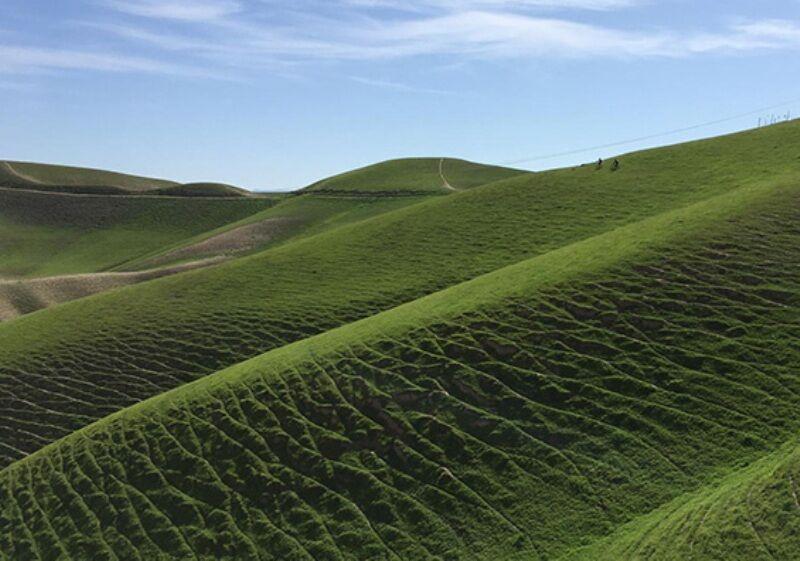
left=1, top=168, right=799, bottom=559
left=302, top=158, right=526, bottom=194
left=1, top=122, right=799, bottom=560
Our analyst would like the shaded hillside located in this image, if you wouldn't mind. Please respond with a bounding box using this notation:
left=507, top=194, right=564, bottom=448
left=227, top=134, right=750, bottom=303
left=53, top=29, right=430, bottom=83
left=1, top=175, right=799, bottom=560
left=0, top=122, right=798, bottom=470
left=125, top=194, right=431, bottom=271
left=0, top=189, right=278, bottom=278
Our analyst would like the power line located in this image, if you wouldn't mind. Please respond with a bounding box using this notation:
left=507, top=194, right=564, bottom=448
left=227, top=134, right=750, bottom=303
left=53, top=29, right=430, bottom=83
left=501, top=96, right=800, bottom=166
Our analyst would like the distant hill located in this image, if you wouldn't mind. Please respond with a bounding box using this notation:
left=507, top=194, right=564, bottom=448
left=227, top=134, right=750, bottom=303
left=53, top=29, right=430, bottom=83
left=0, top=160, right=178, bottom=194
left=0, top=161, right=259, bottom=197
left=148, top=182, right=251, bottom=198
left=303, top=157, right=527, bottom=194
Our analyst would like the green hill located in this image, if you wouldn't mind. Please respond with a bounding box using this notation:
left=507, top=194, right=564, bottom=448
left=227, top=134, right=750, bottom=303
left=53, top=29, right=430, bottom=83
left=1, top=122, right=798, bottom=468
left=123, top=193, right=432, bottom=271
left=1, top=168, right=799, bottom=560
left=0, top=189, right=279, bottom=278
left=149, top=182, right=252, bottom=198
left=2, top=122, right=800, bottom=560
left=0, top=160, right=178, bottom=194
left=303, top=157, right=526, bottom=194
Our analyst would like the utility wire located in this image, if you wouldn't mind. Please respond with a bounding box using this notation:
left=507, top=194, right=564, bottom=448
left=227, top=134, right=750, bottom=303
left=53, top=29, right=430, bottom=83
left=501, top=96, right=800, bottom=166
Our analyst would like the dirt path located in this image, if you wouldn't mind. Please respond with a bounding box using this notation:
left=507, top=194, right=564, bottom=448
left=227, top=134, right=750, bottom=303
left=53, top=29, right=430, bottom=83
left=439, top=158, right=457, bottom=191
left=1, top=161, right=45, bottom=186
left=0, top=258, right=226, bottom=322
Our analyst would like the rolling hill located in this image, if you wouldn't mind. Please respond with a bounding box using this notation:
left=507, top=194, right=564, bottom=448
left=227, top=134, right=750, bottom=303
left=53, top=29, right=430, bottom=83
left=0, top=122, right=798, bottom=466
left=1, top=164, right=799, bottom=560
left=302, top=158, right=527, bottom=194
left=1, top=122, right=799, bottom=560
left=0, top=188, right=279, bottom=278
left=0, top=160, right=179, bottom=194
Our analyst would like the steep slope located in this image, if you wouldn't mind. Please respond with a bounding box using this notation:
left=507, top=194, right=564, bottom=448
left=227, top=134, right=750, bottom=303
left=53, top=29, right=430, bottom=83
left=0, top=189, right=278, bottom=278
left=1, top=176, right=799, bottom=560
left=303, top=158, right=526, bottom=194
left=0, top=122, right=798, bottom=469
left=0, top=161, right=178, bottom=194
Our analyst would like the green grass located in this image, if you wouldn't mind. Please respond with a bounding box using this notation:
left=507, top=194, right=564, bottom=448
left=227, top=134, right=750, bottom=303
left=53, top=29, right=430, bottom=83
left=562, top=440, right=800, bottom=561
left=0, top=189, right=278, bottom=277
left=302, top=157, right=526, bottom=194
left=2, top=169, right=800, bottom=560
left=0, top=122, right=798, bottom=465
left=0, top=160, right=178, bottom=193
left=2, top=122, right=800, bottom=560
left=122, top=193, right=432, bottom=271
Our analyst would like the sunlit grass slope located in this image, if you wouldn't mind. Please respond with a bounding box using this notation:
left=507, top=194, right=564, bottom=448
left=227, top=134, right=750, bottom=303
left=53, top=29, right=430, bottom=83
left=2, top=176, right=800, bottom=560
left=303, top=157, right=526, bottom=194
left=0, top=122, right=798, bottom=469
left=0, top=189, right=278, bottom=278
left=0, top=160, right=178, bottom=194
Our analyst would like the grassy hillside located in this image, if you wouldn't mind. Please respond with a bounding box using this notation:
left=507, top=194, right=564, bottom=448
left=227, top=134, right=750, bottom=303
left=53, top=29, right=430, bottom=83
left=564, top=439, right=800, bottom=560
left=0, top=122, right=798, bottom=472
left=303, top=158, right=526, bottom=194
left=0, top=161, right=178, bottom=194
left=124, top=193, right=431, bottom=271
left=0, top=189, right=278, bottom=278
left=1, top=172, right=799, bottom=559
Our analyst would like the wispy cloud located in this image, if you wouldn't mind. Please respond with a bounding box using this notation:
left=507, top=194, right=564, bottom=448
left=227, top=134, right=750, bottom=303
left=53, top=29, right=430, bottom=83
left=89, top=7, right=800, bottom=64
left=5, top=1, right=800, bottom=82
left=0, top=44, right=219, bottom=78
left=101, top=0, right=242, bottom=21
left=339, top=0, right=642, bottom=12
left=351, top=75, right=453, bottom=94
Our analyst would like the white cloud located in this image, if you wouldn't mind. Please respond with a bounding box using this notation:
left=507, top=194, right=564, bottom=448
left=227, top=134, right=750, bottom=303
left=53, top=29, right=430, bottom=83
left=12, top=2, right=800, bottom=81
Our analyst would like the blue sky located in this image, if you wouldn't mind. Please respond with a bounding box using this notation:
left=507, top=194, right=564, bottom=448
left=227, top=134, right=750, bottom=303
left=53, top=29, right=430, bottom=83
left=1, top=1, right=800, bottom=191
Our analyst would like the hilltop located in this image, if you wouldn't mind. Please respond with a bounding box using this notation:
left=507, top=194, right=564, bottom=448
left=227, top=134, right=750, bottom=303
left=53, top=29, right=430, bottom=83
left=1, top=122, right=800, bottom=560
left=302, top=157, right=526, bottom=194
left=0, top=160, right=178, bottom=194
left=0, top=160, right=257, bottom=197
